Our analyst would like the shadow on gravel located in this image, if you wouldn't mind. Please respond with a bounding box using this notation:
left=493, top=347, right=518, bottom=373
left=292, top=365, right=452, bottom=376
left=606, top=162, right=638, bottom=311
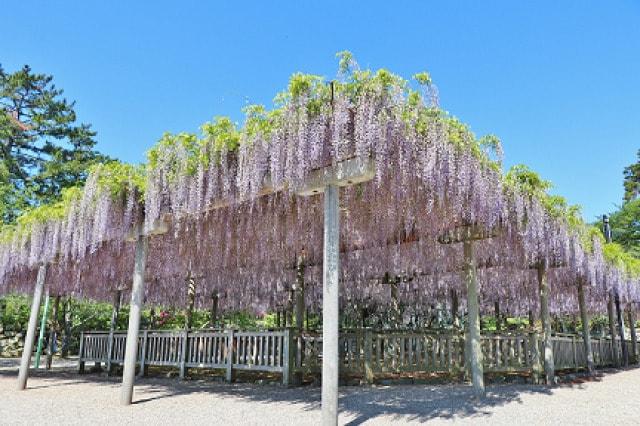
left=1, top=361, right=636, bottom=424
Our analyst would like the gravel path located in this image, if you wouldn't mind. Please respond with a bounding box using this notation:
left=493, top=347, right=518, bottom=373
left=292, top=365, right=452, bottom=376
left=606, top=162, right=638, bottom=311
left=1, top=358, right=639, bottom=425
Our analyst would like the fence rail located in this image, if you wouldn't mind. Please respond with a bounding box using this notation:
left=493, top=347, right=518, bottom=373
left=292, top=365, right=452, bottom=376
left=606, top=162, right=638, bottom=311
left=79, top=329, right=634, bottom=385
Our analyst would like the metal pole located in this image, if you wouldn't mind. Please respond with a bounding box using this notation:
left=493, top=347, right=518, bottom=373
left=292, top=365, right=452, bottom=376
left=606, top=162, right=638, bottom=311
left=577, top=280, right=594, bottom=374
left=538, top=260, right=555, bottom=385
left=463, top=239, right=484, bottom=397
left=17, top=264, right=47, bottom=390
left=120, top=227, right=148, bottom=405
left=322, top=184, right=340, bottom=426
left=34, top=289, right=50, bottom=369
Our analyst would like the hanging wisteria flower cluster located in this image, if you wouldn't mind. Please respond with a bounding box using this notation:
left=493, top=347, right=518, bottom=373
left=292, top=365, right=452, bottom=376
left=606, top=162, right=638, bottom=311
left=1, top=55, right=638, bottom=317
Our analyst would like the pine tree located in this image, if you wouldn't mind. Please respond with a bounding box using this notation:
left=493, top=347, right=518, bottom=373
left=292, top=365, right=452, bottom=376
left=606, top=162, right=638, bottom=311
left=0, top=64, right=109, bottom=223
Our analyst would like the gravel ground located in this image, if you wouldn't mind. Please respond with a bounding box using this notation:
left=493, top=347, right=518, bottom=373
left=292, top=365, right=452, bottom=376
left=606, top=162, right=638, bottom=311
left=1, top=358, right=639, bottom=425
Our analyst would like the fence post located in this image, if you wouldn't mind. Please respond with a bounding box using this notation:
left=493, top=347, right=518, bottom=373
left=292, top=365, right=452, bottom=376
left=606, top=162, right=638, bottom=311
left=364, top=329, right=374, bottom=384
left=78, top=332, right=85, bottom=374
left=226, top=329, right=235, bottom=383
left=179, top=330, right=188, bottom=379
left=137, top=330, right=148, bottom=378
left=282, top=328, right=293, bottom=386
left=572, top=335, right=577, bottom=368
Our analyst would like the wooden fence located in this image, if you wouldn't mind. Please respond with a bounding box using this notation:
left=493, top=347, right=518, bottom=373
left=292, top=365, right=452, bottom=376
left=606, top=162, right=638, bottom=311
left=79, top=329, right=634, bottom=385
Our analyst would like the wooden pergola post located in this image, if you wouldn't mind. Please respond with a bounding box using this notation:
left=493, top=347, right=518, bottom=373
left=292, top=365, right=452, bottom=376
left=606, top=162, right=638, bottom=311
left=537, top=259, right=555, bottom=385
left=17, top=264, right=47, bottom=390
left=494, top=300, right=501, bottom=332
left=120, top=224, right=149, bottom=405
left=577, top=279, right=594, bottom=374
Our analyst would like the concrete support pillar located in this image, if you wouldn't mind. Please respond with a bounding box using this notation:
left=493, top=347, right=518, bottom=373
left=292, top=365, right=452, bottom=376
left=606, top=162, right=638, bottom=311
left=607, top=292, right=618, bottom=365
left=463, top=239, right=484, bottom=397
left=322, top=184, right=340, bottom=426
left=537, top=260, right=555, bottom=385
left=120, top=229, right=148, bottom=405
left=577, top=280, right=594, bottom=374
left=17, top=264, right=47, bottom=390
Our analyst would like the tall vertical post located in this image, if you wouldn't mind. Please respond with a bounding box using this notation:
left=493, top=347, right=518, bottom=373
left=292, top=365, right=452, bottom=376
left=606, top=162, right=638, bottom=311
left=34, top=289, right=50, bottom=369
left=577, top=280, right=594, bottom=374
left=120, top=226, right=148, bottom=406
left=494, top=300, right=501, bottom=332
left=17, top=264, right=47, bottom=390
left=322, top=184, right=340, bottom=426
left=537, top=260, right=555, bottom=385
left=607, top=292, right=618, bottom=365
left=463, top=239, right=484, bottom=397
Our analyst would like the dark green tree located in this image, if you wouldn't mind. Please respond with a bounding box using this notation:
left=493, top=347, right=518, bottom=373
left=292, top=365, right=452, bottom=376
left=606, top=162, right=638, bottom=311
left=623, top=149, right=640, bottom=202
left=0, top=64, right=109, bottom=223
left=608, top=199, right=640, bottom=258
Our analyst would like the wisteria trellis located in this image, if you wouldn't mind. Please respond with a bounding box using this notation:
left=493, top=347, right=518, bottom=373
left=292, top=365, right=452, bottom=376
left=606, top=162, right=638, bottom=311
left=1, top=63, right=638, bottom=317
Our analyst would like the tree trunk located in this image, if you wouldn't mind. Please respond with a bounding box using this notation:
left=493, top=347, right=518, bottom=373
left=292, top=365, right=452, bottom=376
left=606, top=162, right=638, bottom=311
left=608, top=292, right=618, bottom=365
left=185, top=276, right=196, bottom=330
left=46, top=295, right=61, bottom=370
left=295, top=252, right=305, bottom=331
left=61, top=297, right=72, bottom=358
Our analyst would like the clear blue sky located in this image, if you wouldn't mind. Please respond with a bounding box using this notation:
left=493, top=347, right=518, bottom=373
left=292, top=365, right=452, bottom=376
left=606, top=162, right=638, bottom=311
left=3, top=1, right=639, bottom=221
